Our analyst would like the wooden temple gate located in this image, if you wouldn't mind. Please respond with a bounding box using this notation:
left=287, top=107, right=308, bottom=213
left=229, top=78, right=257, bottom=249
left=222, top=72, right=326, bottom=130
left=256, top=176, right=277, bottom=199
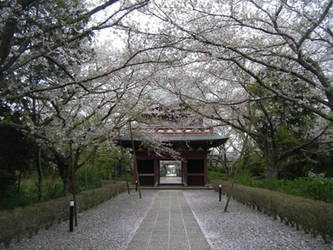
left=115, top=129, right=227, bottom=186
left=114, top=104, right=228, bottom=186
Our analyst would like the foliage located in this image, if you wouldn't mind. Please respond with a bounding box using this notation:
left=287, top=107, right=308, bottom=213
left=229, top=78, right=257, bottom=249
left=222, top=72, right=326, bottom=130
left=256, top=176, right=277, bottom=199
left=247, top=153, right=265, bottom=177
left=0, top=123, right=35, bottom=198
left=75, top=165, right=103, bottom=191
left=234, top=171, right=333, bottom=203
left=208, top=171, right=226, bottom=180
left=95, top=158, right=116, bottom=180
left=1, top=0, right=332, bottom=198
left=120, top=172, right=133, bottom=181
left=94, top=146, right=132, bottom=180
left=281, top=172, right=333, bottom=203
left=128, top=0, right=333, bottom=180
left=0, top=165, right=105, bottom=211
left=0, top=177, right=65, bottom=210
left=0, top=182, right=127, bottom=247
left=211, top=180, right=333, bottom=243
left=234, top=170, right=256, bottom=186
left=0, top=0, right=150, bottom=196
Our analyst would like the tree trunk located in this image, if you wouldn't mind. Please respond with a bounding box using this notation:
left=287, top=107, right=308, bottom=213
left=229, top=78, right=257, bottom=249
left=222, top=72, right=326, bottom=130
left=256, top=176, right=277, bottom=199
left=265, top=157, right=279, bottom=179
left=126, top=173, right=130, bottom=194
left=17, top=170, right=22, bottom=193
left=264, top=147, right=279, bottom=179
left=36, top=145, right=43, bottom=201
left=129, top=121, right=142, bottom=199
left=32, top=98, right=43, bottom=200
left=224, top=122, right=253, bottom=212
left=85, top=165, right=88, bottom=190
left=57, top=159, right=71, bottom=194
left=118, top=157, right=122, bottom=178
left=223, top=146, right=230, bottom=176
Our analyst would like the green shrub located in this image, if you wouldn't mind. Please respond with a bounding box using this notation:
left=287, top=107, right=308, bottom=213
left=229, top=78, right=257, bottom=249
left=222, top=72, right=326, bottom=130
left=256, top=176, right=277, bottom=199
left=248, top=153, right=265, bottom=176
left=43, top=183, right=65, bottom=201
left=208, top=171, right=226, bottom=180
left=235, top=170, right=256, bottom=186
left=76, top=165, right=103, bottom=191
left=256, top=178, right=286, bottom=191
left=233, top=170, right=333, bottom=204
left=280, top=172, right=333, bottom=203
left=211, top=180, right=333, bottom=243
left=0, top=182, right=127, bottom=246
left=0, top=178, right=68, bottom=210
left=120, top=172, right=133, bottom=181
left=1, top=168, right=105, bottom=211
left=216, top=167, right=226, bottom=174
left=0, top=185, right=37, bottom=210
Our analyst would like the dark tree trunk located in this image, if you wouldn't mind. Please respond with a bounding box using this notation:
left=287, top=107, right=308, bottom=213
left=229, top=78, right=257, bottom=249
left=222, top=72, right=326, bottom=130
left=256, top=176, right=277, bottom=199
left=55, top=155, right=71, bottom=194
left=36, top=145, right=43, bottom=201
left=17, top=170, right=23, bottom=193
left=264, top=150, right=279, bottom=179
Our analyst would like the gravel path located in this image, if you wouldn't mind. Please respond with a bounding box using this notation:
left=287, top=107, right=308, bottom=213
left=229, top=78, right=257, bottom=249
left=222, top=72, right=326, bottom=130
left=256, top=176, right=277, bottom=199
left=4, top=189, right=332, bottom=250
left=5, top=190, right=157, bottom=250
left=184, top=190, right=332, bottom=250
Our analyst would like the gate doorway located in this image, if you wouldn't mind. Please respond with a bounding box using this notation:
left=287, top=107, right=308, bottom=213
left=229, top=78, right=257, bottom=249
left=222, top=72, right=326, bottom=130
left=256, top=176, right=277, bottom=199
left=159, top=160, right=183, bottom=185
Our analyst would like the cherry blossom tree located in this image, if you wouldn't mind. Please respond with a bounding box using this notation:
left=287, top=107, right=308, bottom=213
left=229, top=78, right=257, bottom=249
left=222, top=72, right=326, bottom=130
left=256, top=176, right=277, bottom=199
left=115, top=0, right=333, bottom=178
left=120, top=0, right=333, bottom=120
left=0, top=0, right=168, bottom=206
left=0, top=0, right=150, bottom=99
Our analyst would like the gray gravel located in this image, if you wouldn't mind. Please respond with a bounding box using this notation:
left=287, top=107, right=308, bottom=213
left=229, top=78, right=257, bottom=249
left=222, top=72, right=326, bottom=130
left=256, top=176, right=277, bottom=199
left=4, top=189, right=332, bottom=250
left=184, top=190, right=332, bottom=250
left=5, top=190, right=157, bottom=250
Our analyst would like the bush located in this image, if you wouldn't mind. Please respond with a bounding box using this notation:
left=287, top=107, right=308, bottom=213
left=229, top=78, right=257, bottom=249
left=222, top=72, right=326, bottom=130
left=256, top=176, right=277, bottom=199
left=76, top=166, right=103, bottom=191
left=234, top=170, right=256, bottom=186
left=120, top=172, right=133, bottom=181
left=280, top=172, right=333, bottom=203
left=216, top=167, right=225, bottom=174
left=0, top=178, right=66, bottom=211
left=0, top=185, right=35, bottom=210
left=43, top=183, right=65, bottom=201
left=1, top=167, right=105, bottom=211
left=247, top=153, right=265, bottom=176
left=256, top=178, right=286, bottom=191
left=211, top=180, right=333, bottom=243
left=0, top=182, right=127, bottom=247
left=233, top=170, right=333, bottom=204
left=208, top=171, right=226, bottom=180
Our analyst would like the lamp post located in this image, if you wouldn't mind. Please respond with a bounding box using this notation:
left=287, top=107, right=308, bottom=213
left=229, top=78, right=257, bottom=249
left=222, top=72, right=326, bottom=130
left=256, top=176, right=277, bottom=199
left=69, top=201, right=74, bottom=232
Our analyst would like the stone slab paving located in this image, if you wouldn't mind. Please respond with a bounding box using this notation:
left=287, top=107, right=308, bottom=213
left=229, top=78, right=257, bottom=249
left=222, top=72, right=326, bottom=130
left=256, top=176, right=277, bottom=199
left=127, top=190, right=211, bottom=250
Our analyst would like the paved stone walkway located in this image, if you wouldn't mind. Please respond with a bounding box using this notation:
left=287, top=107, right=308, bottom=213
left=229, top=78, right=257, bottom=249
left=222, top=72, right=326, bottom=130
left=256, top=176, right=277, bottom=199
left=127, top=190, right=211, bottom=250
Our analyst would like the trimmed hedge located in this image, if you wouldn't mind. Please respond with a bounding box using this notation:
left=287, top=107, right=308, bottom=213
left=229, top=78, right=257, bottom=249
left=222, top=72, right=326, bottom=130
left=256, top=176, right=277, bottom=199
left=0, top=181, right=127, bottom=247
left=211, top=180, right=333, bottom=243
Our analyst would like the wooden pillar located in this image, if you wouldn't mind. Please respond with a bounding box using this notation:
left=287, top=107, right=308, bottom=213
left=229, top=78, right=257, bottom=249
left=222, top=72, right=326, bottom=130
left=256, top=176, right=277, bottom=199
left=183, top=159, right=188, bottom=186
left=154, top=159, right=158, bottom=186
left=204, top=153, right=208, bottom=186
